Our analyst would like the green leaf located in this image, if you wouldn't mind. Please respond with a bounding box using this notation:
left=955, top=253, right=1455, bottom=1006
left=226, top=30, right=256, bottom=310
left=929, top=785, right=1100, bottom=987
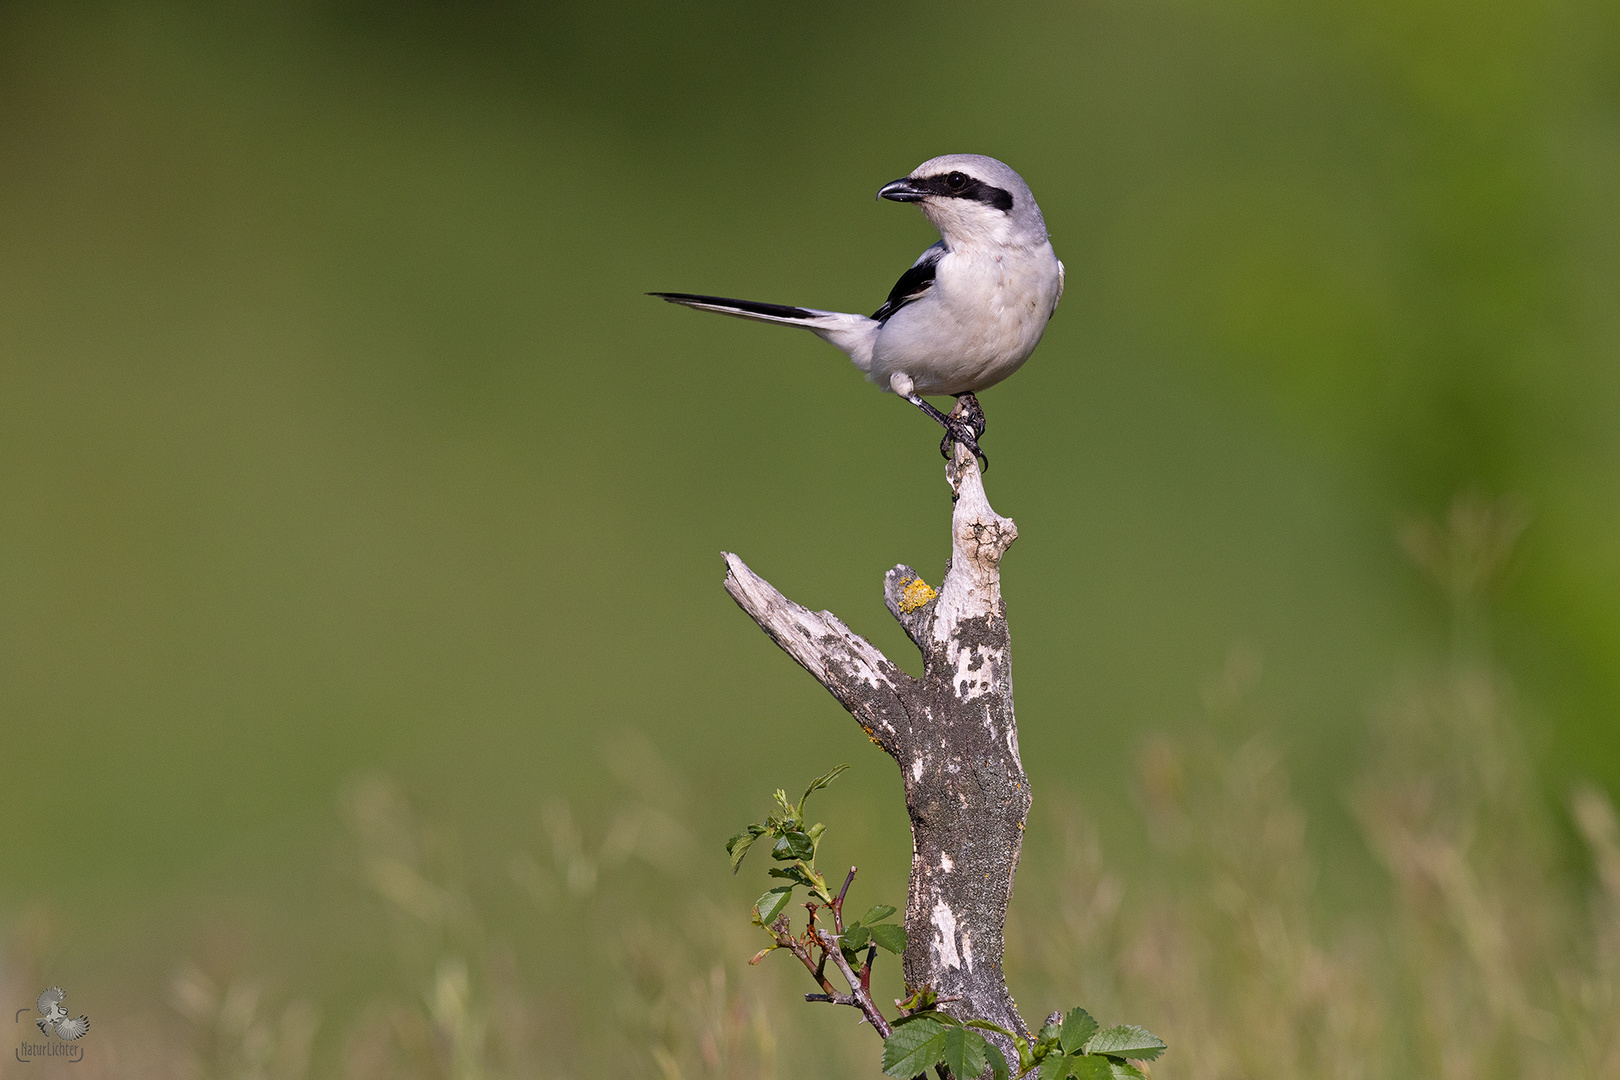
left=869, top=923, right=907, bottom=954
left=1038, top=1020, right=1061, bottom=1043
left=772, top=831, right=815, bottom=861
left=1106, top=1061, right=1149, bottom=1080
left=860, top=904, right=898, bottom=924
left=1011, top=1034, right=1033, bottom=1073
left=726, top=825, right=766, bottom=873
left=752, top=886, right=793, bottom=926
left=943, top=1026, right=969, bottom=1079
left=896, top=986, right=938, bottom=1014
left=985, top=1041, right=1010, bottom=1080
left=963, top=1019, right=1017, bottom=1039
left=1070, top=1057, right=1112, bottom=1080
left=944, top=1026, right=990, bottom=1080
left=1038, top=1052, right=1075, bottom=1080
left=890, top=1008, right=944, bottom=1027
left=842, top=924, right=872, bottom=950
left=800, top=763, right=851, bottom=809
left=768, top=864, right=818, bottom=888
left=807, top=869, right=834, bottom=903
left=881, top=1016, right=950, bottom=1078
left=1059, top=1009, right=1099, bottom=1055
left=1083, top=1027, right=1165, bottom=1062
left=806, top=821, right=826, bottom=846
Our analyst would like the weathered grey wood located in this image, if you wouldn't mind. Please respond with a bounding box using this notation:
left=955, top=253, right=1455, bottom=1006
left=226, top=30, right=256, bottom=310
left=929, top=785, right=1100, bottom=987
left=722, top=422, right=1033, bottom=1050
left=722, top=554, right=912, bottom=759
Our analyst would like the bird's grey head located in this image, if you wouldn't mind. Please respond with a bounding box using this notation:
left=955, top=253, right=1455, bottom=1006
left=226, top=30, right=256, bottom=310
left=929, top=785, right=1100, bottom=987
left=877, top=154, right=1048, bottom=248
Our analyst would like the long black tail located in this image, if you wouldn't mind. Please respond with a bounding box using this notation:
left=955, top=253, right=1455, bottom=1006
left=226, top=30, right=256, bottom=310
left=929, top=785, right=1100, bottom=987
left=649, top=292, right=823, bottom=325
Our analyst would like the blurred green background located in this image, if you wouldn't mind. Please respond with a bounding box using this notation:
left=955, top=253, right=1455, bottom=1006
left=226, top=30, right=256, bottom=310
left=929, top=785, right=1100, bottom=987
left=1, top=0, right=1617, bottom=1075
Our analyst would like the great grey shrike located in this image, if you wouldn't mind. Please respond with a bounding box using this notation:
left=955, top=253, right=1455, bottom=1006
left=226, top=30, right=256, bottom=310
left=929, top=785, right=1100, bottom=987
left=652, top=154, right=1063, bottom=469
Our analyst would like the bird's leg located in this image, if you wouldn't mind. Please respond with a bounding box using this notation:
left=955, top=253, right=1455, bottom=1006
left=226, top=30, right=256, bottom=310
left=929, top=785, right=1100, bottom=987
left=905, top=393, right=989, bottom=472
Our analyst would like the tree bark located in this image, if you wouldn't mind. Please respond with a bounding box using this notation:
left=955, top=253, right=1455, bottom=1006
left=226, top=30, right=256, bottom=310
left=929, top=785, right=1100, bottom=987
left=722, top=433, right=1032, bottom=1041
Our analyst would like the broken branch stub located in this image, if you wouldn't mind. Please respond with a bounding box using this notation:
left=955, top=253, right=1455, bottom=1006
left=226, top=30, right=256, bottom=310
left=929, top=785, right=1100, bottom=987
left=723, top=435, right=1032, bottom=1043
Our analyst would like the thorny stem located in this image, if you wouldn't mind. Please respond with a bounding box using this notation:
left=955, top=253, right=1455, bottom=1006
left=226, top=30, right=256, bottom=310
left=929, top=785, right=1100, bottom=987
left=834, top=865, right=857, bottom=932
left=781, top=930, right=839, bottom=1000
left=813, top=929, right=894, bottom=1038
left=804, top=903, right=832, bottom=985
left=768, top=866, right=896, bottom=1039
left=830, top=865, right=884, bottom=997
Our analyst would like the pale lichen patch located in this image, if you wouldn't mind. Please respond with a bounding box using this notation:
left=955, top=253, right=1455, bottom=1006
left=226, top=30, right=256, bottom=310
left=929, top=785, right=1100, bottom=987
left=932, top=900, right=961, bottom=969
left=1005, top=727, right=1024, bottom=770
left=948, top=639, right=994, bottom=701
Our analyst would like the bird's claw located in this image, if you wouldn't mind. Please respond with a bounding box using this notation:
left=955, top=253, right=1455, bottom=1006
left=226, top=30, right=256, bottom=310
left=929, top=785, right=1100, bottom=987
left=939, top=392, right=989, bottom=471
left=905, top=390, right=989, bottom=472
left=939, top=425, right=989, bottom=473
left=954, top=392, right=988, bottom=440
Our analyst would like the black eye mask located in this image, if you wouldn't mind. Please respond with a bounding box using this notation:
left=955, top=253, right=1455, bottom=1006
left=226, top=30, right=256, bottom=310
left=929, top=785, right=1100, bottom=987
left=915, top=172, right=1014, bottom=212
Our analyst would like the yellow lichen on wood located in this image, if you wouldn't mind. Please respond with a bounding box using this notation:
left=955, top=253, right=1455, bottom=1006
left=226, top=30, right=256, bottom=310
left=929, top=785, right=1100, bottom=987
left=898, top=577, right=938, bottom=614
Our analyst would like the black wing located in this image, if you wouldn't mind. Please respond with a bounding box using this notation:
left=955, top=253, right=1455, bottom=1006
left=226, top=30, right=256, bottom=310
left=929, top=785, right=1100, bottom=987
left=871, top=243, right=944, bottom=323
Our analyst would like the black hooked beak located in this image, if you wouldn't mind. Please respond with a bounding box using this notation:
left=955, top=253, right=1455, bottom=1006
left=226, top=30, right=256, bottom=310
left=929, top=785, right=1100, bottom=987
left=877, top=176, right=928, bottom=203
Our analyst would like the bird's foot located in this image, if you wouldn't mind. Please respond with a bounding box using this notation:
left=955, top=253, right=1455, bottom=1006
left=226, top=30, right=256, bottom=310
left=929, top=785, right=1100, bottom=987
left=905, top=391, right=990, bottom=472
left=954, top=392, right=987, bottom=439
left=937, top=424, right=989, bottom=473
left=939, top=393, right=989, bottom=471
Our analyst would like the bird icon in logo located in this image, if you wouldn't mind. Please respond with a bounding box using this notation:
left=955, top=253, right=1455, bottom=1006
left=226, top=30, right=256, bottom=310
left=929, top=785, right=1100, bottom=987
left=33, top=987, right=89, bottom=1040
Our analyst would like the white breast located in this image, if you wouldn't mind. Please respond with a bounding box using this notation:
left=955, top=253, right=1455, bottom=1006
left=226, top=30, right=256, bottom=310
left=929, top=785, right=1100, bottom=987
left=868, top=241, right=1062, bottom=397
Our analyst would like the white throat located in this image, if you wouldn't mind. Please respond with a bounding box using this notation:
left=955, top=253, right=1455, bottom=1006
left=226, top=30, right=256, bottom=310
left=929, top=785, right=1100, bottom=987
left=923, top=200, right=1019, bottom=250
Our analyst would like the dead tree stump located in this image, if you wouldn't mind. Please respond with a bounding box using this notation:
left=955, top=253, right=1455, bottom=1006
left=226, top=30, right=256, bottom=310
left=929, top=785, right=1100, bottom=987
left=723, top=430, right=1031, bottom=1039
